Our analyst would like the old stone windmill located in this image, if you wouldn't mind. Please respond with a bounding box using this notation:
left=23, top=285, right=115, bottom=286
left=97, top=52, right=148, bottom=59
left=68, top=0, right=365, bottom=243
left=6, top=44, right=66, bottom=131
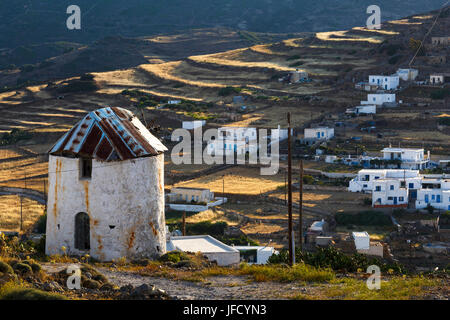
left=46, top=107, right=167, bottom=261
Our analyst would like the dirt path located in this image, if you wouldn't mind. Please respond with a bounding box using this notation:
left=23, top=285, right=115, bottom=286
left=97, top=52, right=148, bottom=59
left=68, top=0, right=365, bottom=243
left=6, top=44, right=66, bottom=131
left=42, top=263, right=313, bottom=300
left=99, top=268, right=313, bottom=300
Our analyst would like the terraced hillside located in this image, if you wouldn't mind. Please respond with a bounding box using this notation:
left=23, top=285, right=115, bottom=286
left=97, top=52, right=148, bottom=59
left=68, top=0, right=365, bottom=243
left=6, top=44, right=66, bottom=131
left=91, top=11, right=446, bottom=102
left=0, top=8, right=448, bottom=143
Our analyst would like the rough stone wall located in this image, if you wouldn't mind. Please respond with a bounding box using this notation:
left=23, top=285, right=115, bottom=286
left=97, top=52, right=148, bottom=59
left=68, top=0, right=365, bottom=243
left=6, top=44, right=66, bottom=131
left=46, top=154, right=166, bottom=261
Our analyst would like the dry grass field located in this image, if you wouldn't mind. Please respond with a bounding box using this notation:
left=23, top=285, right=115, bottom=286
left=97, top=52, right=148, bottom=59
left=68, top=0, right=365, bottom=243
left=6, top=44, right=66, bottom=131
left=171, top=166, right=285, bottom=195
left=0, top=155, right=48, bottom=192
left=0, top=195, right=45, bottom=232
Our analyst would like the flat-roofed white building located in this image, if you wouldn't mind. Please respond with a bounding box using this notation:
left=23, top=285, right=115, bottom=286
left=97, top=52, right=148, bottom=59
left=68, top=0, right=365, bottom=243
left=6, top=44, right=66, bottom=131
left=349, top=169, right=450, bottom=210
left=346, top=105, right=376, bottom=115
left=304, top=127, right=334, bottom=141
left=207, top=127, right=257, bottom=156
left=168, top=187, right=214, bottom=204
left=182, top=120, right=205, bottom=130
left=396, top=68, right=418, bottom=81
left=430, top=73, right=450, bottom=85
left=352, top=232, right=370, bottom=250
left=381, top=147, right=430, bottom=170
left=369, top=75, right=399, bottom=90
left=166, top=235, right=240, bottom=266
left=348, top=169, right=420, bottom=193
left=234, top=246, right=278, bottom=264
left=415, top=178, right=450, bottom=211
left=372, top=178, right=409, bottom=208
left=361, top=93, right=396, bottom=106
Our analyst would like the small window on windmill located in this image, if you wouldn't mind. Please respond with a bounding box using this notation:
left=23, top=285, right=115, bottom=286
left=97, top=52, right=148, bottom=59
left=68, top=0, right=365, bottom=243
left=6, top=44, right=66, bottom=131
left=80, top=158, right=92, bottom=179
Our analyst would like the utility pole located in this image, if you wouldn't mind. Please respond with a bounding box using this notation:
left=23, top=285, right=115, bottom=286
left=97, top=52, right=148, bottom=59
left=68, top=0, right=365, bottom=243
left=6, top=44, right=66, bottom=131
left=299, top=159, right=304, bottom=251
left=287, top=112, right=294, bottom=266
left=20, top=196, right=23, bottom=232
left=43, top=179, right=47, bottom=212
left=222, top=174, right=225, bottom=200
left=284, top=170, right=287, bottom=205
left=182, top=211, right=186, bottom=236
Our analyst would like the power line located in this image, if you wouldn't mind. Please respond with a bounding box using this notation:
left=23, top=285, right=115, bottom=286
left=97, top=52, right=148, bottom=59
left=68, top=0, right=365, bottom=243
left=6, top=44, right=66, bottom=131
left=409, top=1, right=450, bottom=67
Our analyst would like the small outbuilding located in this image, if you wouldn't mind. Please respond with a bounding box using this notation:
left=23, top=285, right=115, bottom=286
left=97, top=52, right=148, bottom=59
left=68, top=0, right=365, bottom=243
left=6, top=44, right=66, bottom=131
left=234, top=245, right=278, bottom=264
left=352, top=231, right=370, bottom=250
left=166, top=235, right=240, bottom=266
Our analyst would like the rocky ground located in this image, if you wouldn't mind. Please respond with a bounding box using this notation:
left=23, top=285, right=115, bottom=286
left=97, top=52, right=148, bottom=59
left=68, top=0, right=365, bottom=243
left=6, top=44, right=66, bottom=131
left=41, top=263, right=316, bottom=300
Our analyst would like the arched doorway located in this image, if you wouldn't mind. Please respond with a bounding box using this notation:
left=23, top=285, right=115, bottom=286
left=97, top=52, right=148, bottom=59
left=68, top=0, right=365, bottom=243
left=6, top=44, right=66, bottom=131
left=75, top=212, right=90, bottom=250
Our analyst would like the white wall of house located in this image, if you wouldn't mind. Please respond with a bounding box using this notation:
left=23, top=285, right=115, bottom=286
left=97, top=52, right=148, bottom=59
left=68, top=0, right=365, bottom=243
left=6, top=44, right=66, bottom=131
left=430, top=74, right=444, bottom=84
left=348, top=169, right=420, bottom=193
left=362, top=93, right=396, bottom=105
left=372, top=179, right=408, bottom=207
left=369, top=75, right=399, bottom=90
left=234, top=246, right=277, bottom=264
left=304, top=127, right=334, bottom=140
left=170, top=187, right=214, bottom=203
left=416, top=189, right=450, bottom=210
left=218, top=127, right=257, bottom=142
left=166, top=235, right=240, bottom=266
left=381, top=148, right=429, bottom=169
left=182, top=120, right=205, bottom=130
left=356, top=105, right=376, bottom=114
left=46, top=154, right=166, bottom=261
left=396, top=68, right=418, bottom=81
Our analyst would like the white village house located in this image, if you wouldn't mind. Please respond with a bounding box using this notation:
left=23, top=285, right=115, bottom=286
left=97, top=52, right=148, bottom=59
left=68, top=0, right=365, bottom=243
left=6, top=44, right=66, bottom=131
left=368, top=75, right=399, bottom=90
left=182, top=120, right=205, bottom=130
left=348, top=169, right=420, bottom=193
left=46, top=107, right=168, bottom=261
left=381, top=147, right=430, bottom=170
left=349, top=169, right=450, bottom=210
left=166, top=187, right=226, bottom=212
left=430, top=73, right=450, bottom=85
left=396, top=68, right=418, bottom=81
left=361, top=93, right=396, bottom=106
left=166, top=235, right=240, bottom=266
left=415, top=178, right=450, bottom=211
left=303, top=127, right=334, bottom=144
left=346, top=105, right=376, bottom=115
left=207, top=127, right=257, bottom=156
left=234, top=245, right=278, bottom=264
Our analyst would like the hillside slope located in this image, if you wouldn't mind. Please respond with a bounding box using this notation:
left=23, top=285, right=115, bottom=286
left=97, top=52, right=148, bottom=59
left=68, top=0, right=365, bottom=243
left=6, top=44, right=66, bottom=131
left=0, top=0, right=445, bottom=49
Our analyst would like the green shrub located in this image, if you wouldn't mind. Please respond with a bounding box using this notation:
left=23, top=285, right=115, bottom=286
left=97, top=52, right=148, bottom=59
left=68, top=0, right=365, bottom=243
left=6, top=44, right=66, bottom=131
left=13, top=263, right=33, bottom=275
left=184, top=221, right=227, bottom=236
left=22, top=260, right=42, bottom=273
left=159, top=251, right=190, bottom=264
left=239, top=263, right=334, bottom=282
left=82, top=279, right=101, bottom=289
left=0, top=287, right=67, bottom=300
left=0, top=261, right=13, bottom=274
left=431, top=89, right=450, bottom=100
left=269, top=247, right=404, bottom=273
left=303, top=175, right=315, bottom=185
left=335, top=211, right=392, bottom=226
left=218, top=86, right=241, bottom=96
left=0, top=128, right=32, bottom=146
left=220, top=235, right=259, bottom=246
left=35, top=214, right=46, bottom=234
